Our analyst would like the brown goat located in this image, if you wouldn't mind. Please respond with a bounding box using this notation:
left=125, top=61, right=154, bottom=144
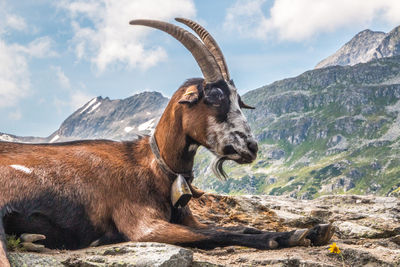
left=0, top=18, right=334, bottom=267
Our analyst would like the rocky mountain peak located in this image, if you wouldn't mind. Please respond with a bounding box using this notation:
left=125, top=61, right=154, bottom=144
left=315, top=29, right=386, bottom=69
left=48, top=91, right=169, bottom=143
left=375, top=25, right=400, bottom=59
left=315, top=25, right=400, bottom=69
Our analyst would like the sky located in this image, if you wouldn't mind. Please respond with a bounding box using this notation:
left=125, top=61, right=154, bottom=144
left=1, top=0, right=400, bottom=137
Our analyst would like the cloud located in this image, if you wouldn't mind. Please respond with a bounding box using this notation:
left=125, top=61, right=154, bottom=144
left=224, top=0, right=400, bottom=41
left=13, top=36, right=58, bottom=58
left=58, top=0, right=196, bottom=72
left=0, top=37, right=58, bottom=108
left=51, top=66, right=93, bottom=111
left=69, top=90, right=94, bottom=110
left=53, top=66, right=71, bottom=88
left=0, top=40, right=31, bottom=108
left=0, top=6, right=57, bottom=109
left=53, top=90, right=94, bottom=113
left=224, top=0, right=268, bottom=40
left=5, top=14, right=27, bottom=31
left=0, top=2, right=27, bottom=34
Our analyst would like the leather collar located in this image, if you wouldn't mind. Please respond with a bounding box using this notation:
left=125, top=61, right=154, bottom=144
left=149, top=134, right=193, bottom=181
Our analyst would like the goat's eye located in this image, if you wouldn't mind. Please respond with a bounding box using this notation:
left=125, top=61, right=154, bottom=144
left=204, top=87, right=225, bottom=106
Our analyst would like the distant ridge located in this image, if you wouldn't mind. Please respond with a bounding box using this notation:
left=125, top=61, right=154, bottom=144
left=315, top=25, right=400, bottom=69
left=0, top=91, right=168, bottom=143
left=48, top=91, right=169, bottom=142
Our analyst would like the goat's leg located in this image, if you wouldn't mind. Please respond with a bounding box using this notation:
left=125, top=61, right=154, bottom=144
left=118, top=219, right=310, bottom=250
left=0, top=215, right=11, bottom=267
left=177, top=207, right=334, bottom=246
left=214, top=224, right=334, bottom=246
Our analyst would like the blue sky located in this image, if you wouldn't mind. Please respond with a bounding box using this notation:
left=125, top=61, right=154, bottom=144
left=1, top=0, right=400, bottom=137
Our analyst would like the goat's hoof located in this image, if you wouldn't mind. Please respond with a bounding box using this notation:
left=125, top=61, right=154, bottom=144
left=21, top=242, right=48, bottom=252
left=289, top=229, right=310, bottom=247
left=308, top=223, right=335, bottom=246
left=20, top=233, right=46, bottom=243
left=90, top=239, right=101, bottom=247
left=20, top=233, right=49, bottom=252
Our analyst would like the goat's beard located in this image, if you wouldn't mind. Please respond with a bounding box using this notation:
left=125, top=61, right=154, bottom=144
left=211, top=156, right=228, bottom=180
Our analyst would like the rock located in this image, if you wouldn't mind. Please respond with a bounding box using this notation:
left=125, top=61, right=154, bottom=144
left=391, top=235, right=400, bottom=245
left=9, top=242, right=193, bottom=267
left=267, top=149, right=285, bottom=160
left=268, top=177, right=277, bottom=184
left=324, top=176, right=356, bottom=192
left=9, top=253, right=63, bottom=267
left=334, top=221, right=381, bottom=238
left=338, top=246, right=400, bottom=267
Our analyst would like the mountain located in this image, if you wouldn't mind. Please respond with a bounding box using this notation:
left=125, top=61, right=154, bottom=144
left=315, top=25, right=400, bottom=69
left=0, top=91, right=169, bottom=144
left=193, top=55, right=400, bottom=199
left=0, top=133, right=46, bottom=143
left=48, top=91, right=168, bottom=143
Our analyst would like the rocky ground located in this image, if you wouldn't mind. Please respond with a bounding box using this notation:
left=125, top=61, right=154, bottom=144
left=8, top=194, right=400, bottom=266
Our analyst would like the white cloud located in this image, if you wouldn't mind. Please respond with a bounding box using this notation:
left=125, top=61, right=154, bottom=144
left=50, top=66, right=93, bottom=111
left=53, top=66, right=71, bottom=88
left=0, top=5, right=57, bottom=109
left=225, top=0, right=400, bottom=41
left=54, top=90, right=94, bottom=113
left=70, top=90, right=94, bottom=110
left=12, top=36, right=58, bottom=58
left=58, top=0, right=196, bottom=72
left=5, top=14, right=27, bottom=31
left=0, top=2, right=27, bottom=34
left=0, top=37, right=58, bottom=109
left=0, top=40, right=31, bottom=108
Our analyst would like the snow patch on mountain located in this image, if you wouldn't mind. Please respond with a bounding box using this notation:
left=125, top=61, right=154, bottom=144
left=88, top=102, right=101, bottom=113
left=47, top=91, right=168, bottom=141
left=49, top=135, right=60, bottom=143
left=124, top=126, right=134, bottom=133
left=138, top=119, right=155, bottom=132
left=0, top=134, right=16, bottom=142
left=80, top=98, right=97, bottom=114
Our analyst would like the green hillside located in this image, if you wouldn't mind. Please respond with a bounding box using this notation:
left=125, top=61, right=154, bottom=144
left=194, top=56, right=400, bottom=199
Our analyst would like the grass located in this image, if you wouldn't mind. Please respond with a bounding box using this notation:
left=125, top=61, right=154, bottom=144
left=6, top=235, right=23, bottom=252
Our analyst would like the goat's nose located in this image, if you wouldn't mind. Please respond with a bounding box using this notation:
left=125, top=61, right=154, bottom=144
left=247, top=139, right=258, bottom=154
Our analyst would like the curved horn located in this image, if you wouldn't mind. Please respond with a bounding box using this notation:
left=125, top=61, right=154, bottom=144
left=175, top=17, right=230, bottom=81
left=129, top=19, right=223, bottom=83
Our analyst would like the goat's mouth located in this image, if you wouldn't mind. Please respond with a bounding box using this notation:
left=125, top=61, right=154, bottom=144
left=222, top=144, right=257, bottom=164
left=211, top=145, right=257, bottom=180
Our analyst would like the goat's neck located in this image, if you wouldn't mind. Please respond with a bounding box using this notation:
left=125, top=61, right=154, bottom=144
left=153, top=109, right=197, bottom=176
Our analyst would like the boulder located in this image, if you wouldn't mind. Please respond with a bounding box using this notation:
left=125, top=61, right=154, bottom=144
left=9, top=242, right=193, bottom=267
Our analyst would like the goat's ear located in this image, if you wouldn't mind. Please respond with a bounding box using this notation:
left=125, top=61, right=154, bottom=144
left=178, top=85, right=199, bottom=105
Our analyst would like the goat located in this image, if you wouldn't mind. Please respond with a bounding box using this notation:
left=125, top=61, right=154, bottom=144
left=0, top=18, right=334, bottom=267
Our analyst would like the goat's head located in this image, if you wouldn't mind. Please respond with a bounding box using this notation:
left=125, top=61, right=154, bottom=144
left=130, top=18, right=258, bottom=179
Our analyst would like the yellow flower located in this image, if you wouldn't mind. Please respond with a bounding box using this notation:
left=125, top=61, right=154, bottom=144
left=329, top=242, right=341, bottom=254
